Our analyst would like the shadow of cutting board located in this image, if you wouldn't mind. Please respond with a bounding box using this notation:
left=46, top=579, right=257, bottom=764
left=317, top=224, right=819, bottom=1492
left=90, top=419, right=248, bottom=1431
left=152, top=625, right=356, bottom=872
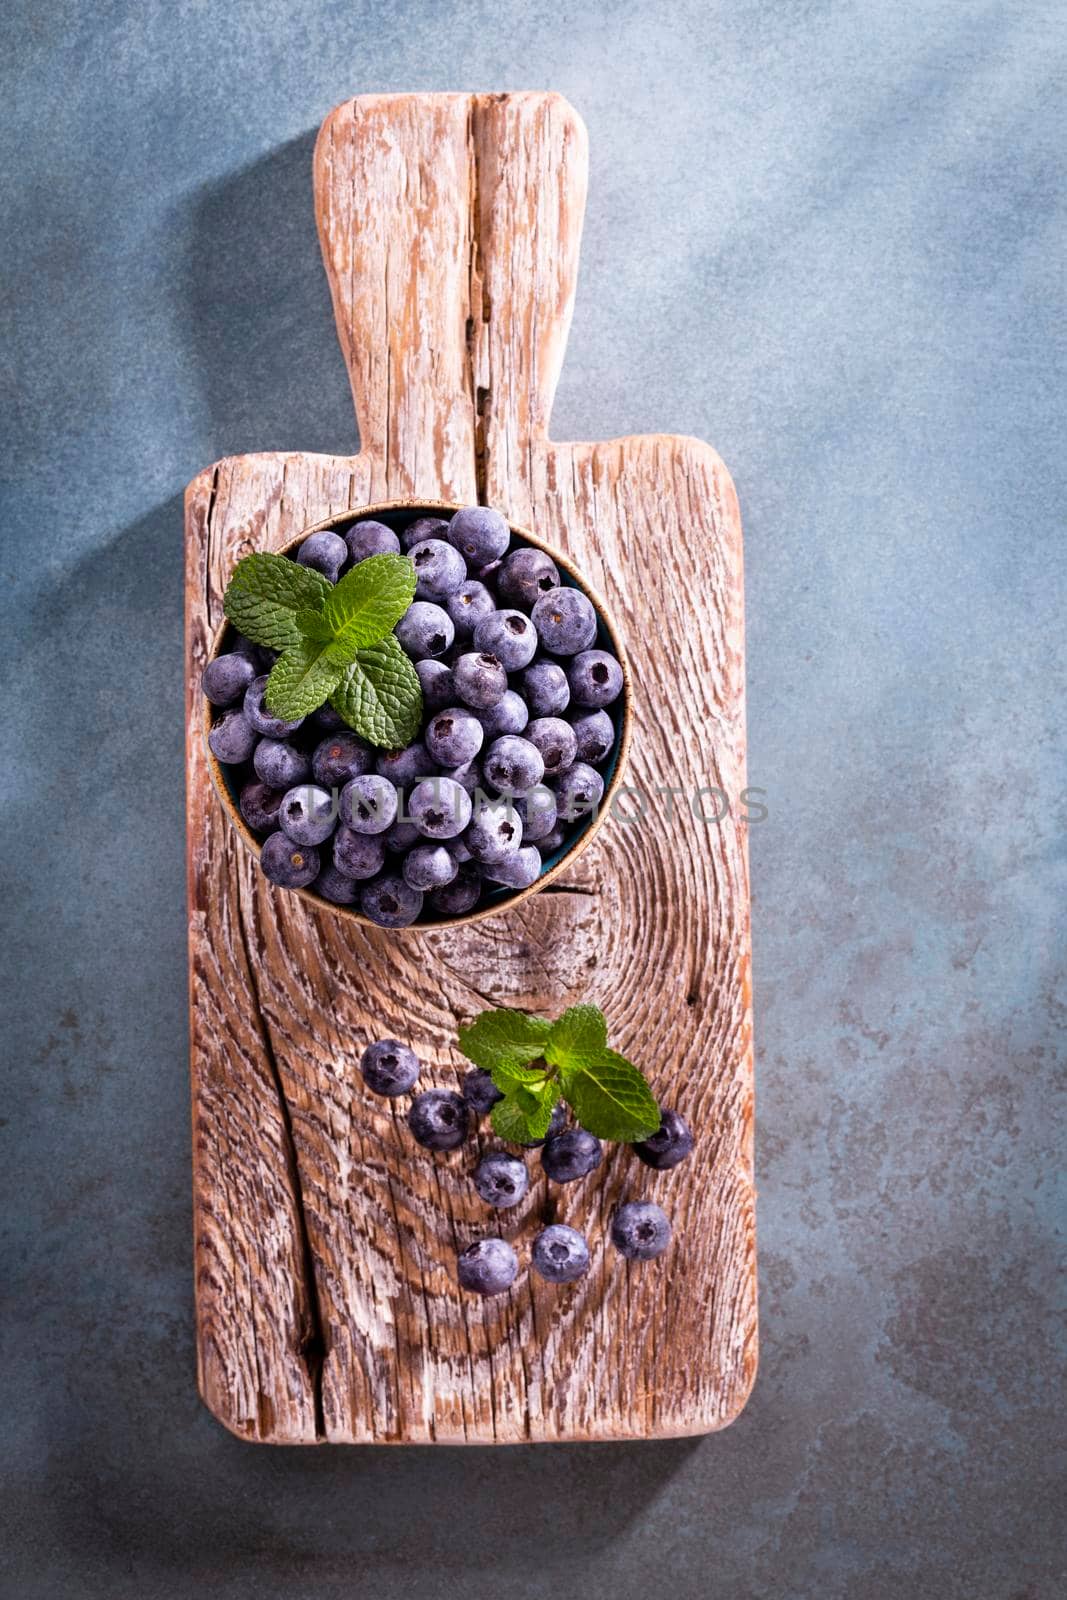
left=184, top=91, right=756, bottom=1443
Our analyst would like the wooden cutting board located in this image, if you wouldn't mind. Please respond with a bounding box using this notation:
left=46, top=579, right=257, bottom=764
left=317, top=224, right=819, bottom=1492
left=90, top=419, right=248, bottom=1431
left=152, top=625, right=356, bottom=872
left=185, top=91, right=756, bottom=1444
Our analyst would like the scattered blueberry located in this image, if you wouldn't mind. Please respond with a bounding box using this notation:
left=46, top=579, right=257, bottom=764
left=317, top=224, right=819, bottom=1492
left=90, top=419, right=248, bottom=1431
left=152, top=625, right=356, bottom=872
left=202, top=651, right=255, bottom=707
left=456, top=1237, right=519, bottom=1296
left=403, top=843, right=458, bottom=891
left=531, top=1224, right=591, bottom=1284
left=446, top=579, right=496, bottom=639
left=570, top=709, right=616, bottom=765
left=254, top=737, right=310, bottom=791
left=297, top=529, right=347, bottom=582
left=462, top=1067, right=503, bottom=1116
left=452, top=651, right=508, bottom=710
left=408, top=1088, right=469, bottom=1151
left=521, top=1101, right=567, bottom=1148
left=610, top=1201, right=671, bottom=1261
left=208, top=708, right=257, bottom=764
left=341, top=773, right=399, bottom=834
left=525, top=717, right=577, bottom=777
left=244, top=675, right=304, bottom=738
left=521, top=659, right=570, bottom=717
left=395, top=601, right=455, bottom=661
left=541, top=1128, right=603, bottom=1183
left=497, top=547, right=560, bottom=609
left=447, top=506, right=510, bottom=565
left=312, top=732, right=373, bottom=788
left=345, top=519, right=401, bottom=562
left=473, top=1151, right=529, bottom=1210
left=410, top=537, right=467, bottom=600
left=360, top=873, right=423, bottom=928
left=425, top=706, right=484, bottom=768
left=239, top=780, right=283, bottom=834
left=473, top=609, right=538, bottom=671
left=553, top=761, right=605, bottom=820
left=531, top=587, right=597, bottom=656
left=260, top=831, right=319, bottom=888
left=408, top=776, right=472, bottom=839
left=568, top=649, right=624, bottom=708
left=333, top=826, right=386, bottom=880
left=279, top=784, right=337, bottom=847
left=361, top=1038, right=420, bottom=1097
left=483, top=735, right=545, bottom=797
left=633, top=1108, right=694, bottom=1170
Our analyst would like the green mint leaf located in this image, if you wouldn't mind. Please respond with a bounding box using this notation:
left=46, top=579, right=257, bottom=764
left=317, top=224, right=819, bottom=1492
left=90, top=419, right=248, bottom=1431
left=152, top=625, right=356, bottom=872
left=561, top=1049, right=660, bottom=1142
left=458, top=1010, right=553, bottom=1077
left=265, top=637, right=347, bottom=720
left=328, top=634, right=422, bottom=748
left=324, top=553, right=417, bottom=649
left=490, top=1082, right=557, bottom=1144
left=222, top=553, right=331, bottom=651
left=544, top=1004, right=608, bottom=1072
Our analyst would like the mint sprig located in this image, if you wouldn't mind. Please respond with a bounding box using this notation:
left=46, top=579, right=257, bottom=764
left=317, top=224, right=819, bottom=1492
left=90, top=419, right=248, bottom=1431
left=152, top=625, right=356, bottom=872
left=222, top=547, right=420, bottom=746
left=458, top=1006, right=660, bottom=1144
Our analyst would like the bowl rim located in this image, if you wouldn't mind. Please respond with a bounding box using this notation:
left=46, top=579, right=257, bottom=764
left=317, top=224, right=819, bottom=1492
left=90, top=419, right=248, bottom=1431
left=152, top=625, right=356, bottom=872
left=202, top=497, right=632, bottom=931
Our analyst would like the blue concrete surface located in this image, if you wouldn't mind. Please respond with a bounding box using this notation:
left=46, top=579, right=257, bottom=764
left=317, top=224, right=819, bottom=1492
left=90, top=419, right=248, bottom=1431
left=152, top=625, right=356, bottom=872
left=3, top=2, right=1064, bottom=1595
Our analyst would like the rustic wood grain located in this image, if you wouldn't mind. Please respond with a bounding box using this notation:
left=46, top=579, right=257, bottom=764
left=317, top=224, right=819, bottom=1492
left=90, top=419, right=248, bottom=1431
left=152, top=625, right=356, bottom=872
left=185, top=91, right=756, bottom=1443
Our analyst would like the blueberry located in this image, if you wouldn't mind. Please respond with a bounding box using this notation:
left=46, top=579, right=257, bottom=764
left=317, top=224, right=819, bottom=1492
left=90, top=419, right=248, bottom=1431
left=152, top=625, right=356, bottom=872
left=481, top=845, right=542, bottom=890
left=514, top=785, right=558, bottom=843
left=531, top=587, right=597, bottom=656
left=375, top=741, right=438, bottom=785
left=395, top=601, right=455, bottom=661
left=568, top=649, right=624, bottom=708
left=462, top=1067, right=503, bottom=1116
left=425, top=707, right=484, bottom=768
left=447, top=506, right=510, bottom=565
left=633, top=1108, right=694, bottom=1171
left=208, top=708, right=257, bottom=764
left=202, top=651, right=255, bottom=707
left=296, top=529, right=347, bottom=582
left=474, top=1151, right=529, bottom=1209
left=341, top=773, right=399, bottom=834
left=449, top=759, right=484, bottom=797
left=409, top=537, right=467, bottom=600
left=244, top=675, right=304, bottom=738
left=475, top=690, right=529, bottom=740
left=239, top=779, right=283, bottom=833
left=254, top=738, right=309, bottom=790
left=231, top=633, right=275, bottom=674
left=553, top=761, right=605, bottom=821
left=361, top=1038, right=420, bottom=1097
left=541, top=1128, right=602, bottom=1183
left=521, top=1101, right=567, bottom=1148
left=539, top=823, right=568, bottom=855
left=260, top=831, right=319, bottom=888
left=428, top=863, right=483, bottom=916
left=570, top=709, right=615, bottom=765
left=483, top=735, right=545, bottom=797
left=360, top=873, right=423, bottom=928
left=446, top=579, right=496, bottom=640
left=310, top=702, right=347, bottom=733
left=400, top=515, right=449, bottom=552
left=526, top=717, right=577, bottom=777
left=531, top=1224, right=590, bottom=1284
left=466, top=800, right=522, bottom=862
left=610, top=1201, right=671, bottom=1261
left=345, top=519, right=401, bottom=562
left=311, top=732, right=373, bottom=788
left=408, top=1088, right=469, bottom=1150
left=403, top=843, right=458, bottom=891
left=473, top=609, right=538, bottom=671
left=521, top=659, right=570, bottom=718
left=408, top=776, right=472, bottom=839
left=384, top=818, right=421, bottom=854
left=313, top=862, right=360, bottom=904
left=415, top=659, right=455, bottom=713
left=497, top=547, right=560, bottom=609
left=456, top=1237, right=518, bottom=1296
left=333, top=825, right=386, bottom=880
left=279, top=784, right=337, bottom=846
left=452, top=651, right=508, bottom=710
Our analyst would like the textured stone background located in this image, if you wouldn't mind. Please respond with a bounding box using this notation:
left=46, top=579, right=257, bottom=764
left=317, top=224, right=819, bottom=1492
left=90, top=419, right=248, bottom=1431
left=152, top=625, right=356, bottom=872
left=3, top=2, right=1064, bottom=1595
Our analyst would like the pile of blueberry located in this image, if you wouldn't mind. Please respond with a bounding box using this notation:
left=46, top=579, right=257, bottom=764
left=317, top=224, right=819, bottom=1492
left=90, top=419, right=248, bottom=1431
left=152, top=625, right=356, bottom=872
left=203, top=506, right=624, bottom=926
left=360, top=1038, right=693, bottom=1296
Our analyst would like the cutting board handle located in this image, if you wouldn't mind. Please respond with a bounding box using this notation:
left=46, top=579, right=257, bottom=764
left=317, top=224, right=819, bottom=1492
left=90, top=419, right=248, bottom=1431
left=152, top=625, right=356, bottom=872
left=313, top=92, right=589, bottom=500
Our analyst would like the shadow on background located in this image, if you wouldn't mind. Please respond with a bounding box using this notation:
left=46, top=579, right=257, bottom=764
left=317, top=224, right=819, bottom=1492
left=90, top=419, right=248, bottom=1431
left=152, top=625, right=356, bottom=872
left=180, top=129, right=359, bottom=460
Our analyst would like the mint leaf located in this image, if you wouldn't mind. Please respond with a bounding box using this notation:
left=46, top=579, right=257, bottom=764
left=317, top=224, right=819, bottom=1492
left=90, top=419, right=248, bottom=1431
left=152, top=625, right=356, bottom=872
left=329, top=634, right=422, bottom=748
left=265, top=637, right=347, bottom=720
left=490, top=1082, right=557, bottom=1144
left=459, top=1010, right=553, bottom=1077
left=544, top=1004, right=607, bottom=1072
left=223, top=553, right=331, bottom=651
left=561, top=1049, right=660, bottom=1141
left=324, top=553, right=416, bottom=648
